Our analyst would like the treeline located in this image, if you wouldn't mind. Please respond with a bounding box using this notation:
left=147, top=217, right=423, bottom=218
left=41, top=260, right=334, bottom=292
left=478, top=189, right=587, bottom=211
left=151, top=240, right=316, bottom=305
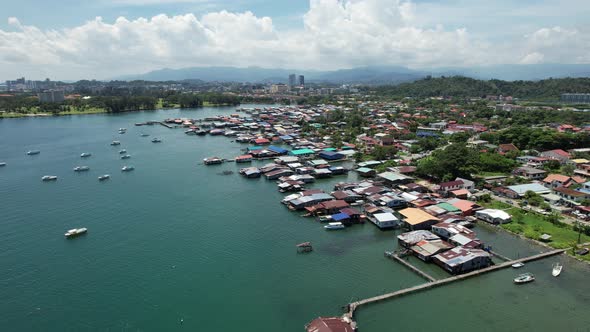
left=374, top=76, right=590, bottom=100
left=480, top=126, right=590, bottom=151
left=162, top=92, right=241, bottom=108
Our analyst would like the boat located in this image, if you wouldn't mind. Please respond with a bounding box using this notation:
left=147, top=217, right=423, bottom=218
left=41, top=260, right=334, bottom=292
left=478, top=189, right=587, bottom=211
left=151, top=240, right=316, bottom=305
left=204, top=157, right=224, bottom=165
left=98, top=174, right=110, bottom=181
left=296, top=242, right=313, bottom=253
left=511, top=262, right=525, bottom=268
left=514, top=273, right=535, bottom=284
left=110, top=141, right=121, bottom=146
left=140, top=133, right=150, bottom=137
left=151, top=138, right=162, bottom=143
left=27, top=150, right=40, bottom=155
left=318, top=215, right=332, bottom=223
left=73, top=166, right=90, bottom=172
left=65, top=228, right=87, bottom=238
left=575, top=248, right=589, bottom=256
left=121, top=154, right=131, bottom=159
left=0, top=162, right=6, bottom=167
left=121, top=166, right=135, bottom=172
left=41, top=175, right=58, bottom=181
left=80, top=153, right=92, bottom=158
left=324, top=222, right=345, bottom=230
left=119, top=149, right=127, bottom=154
left=552, top=263, right=563, bottom=277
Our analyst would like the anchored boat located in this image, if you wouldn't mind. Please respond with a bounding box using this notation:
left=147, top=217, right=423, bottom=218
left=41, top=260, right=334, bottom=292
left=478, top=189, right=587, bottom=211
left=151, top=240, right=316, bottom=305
left=514, top=273, right=535, bottom=284
left=80, top=153, right=92, bottom=158
left=110, top=141, right=121, bottom=146
left=552, top=263, right=563, bottom=277
left=73, top=166, right=90, bottom=172
left=98, top=174, right=110, bottom=181
left=41, top=175, right=58, bottom=181
left=65, top=228, right=87, bottom=238
left=27, top=150, right=40, bottom=155
left=121, top=166, right=135, bottom=172
left=324, top=222, right=345, bottom=230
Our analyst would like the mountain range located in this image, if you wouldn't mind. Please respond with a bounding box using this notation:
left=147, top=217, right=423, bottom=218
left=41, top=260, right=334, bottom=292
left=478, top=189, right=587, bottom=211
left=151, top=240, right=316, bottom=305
left=118, top=64, right=590, bottom=84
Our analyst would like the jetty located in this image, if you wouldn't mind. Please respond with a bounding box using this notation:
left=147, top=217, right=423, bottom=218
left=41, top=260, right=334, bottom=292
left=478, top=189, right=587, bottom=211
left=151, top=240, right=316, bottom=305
left=384, top=251, right=436, bottom=282
left=344, top=248, right=566, bottom=324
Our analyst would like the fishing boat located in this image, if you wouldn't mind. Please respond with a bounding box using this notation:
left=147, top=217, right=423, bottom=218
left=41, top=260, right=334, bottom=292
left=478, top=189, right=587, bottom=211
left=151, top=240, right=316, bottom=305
left=119, top=149, right=127, bottom=154
left=27, top=150, right=40, bottom=155
left=121, top=154, right=131, bottom=159
left=98, top=174, right=110, bottom=181
left=324, top=222, right=345, bottom=230
left=151, top=138, right=162, bottom=143
left=73, top=166, right=90, bottom=172
left=80, top=153, right=92, bottom=158
left=65, top=228, right=87, bottom=238
left=110, top=141, right=121, bottom=146
left=296, top=242, right=313, bottom=253
left=204, top=157, right=223, bottom=165
left=514, top=273, right=535, bottom=284
left=552, top=263, right=563, bottom=277
left=511, top=262, right=525, bottom=268
left=121, top=166, right=135, bottom=172
left=41, top=175, right=58, bottom=181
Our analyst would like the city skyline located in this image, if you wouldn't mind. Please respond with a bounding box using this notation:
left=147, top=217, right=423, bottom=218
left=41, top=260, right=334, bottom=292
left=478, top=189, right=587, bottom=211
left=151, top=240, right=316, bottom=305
left=1, top=0, right=590, bottom=80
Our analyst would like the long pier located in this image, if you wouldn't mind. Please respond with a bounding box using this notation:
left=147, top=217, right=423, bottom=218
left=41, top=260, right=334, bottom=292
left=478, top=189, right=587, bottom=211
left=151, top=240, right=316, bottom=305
left=384, top=251, right=436, bottom=282
left=345, top=249, right=565, bottom=322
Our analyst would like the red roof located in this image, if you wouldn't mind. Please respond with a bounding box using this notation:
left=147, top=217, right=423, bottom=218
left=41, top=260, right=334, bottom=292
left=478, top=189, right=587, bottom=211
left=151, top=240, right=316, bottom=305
left=306, top=317, right=355, bottom=332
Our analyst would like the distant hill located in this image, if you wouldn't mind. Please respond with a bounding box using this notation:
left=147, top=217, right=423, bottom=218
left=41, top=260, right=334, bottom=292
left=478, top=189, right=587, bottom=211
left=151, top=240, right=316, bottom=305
left=118, top=64, right=590, bottom=84
left=374, top=76, right=590, bottom=100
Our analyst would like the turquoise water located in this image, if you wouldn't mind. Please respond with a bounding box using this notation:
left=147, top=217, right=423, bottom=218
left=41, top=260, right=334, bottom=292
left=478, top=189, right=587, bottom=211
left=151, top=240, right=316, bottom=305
left=1, top=106, right=589, bottom=331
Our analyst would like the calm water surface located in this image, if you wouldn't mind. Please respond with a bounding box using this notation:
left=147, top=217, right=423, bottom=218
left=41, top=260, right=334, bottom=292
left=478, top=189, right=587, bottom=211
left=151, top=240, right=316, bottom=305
left=1, top=106, right=589, bottom=331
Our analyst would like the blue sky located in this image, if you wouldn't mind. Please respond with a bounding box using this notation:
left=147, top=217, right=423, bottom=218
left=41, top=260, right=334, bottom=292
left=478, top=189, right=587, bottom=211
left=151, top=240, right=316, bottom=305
left=1, top=0, right=590, bottom=80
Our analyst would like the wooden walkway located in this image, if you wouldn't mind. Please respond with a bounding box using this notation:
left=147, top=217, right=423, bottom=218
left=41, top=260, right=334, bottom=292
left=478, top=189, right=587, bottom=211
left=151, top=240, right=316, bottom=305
left=345, top=248, right=565, bottom=321
left=384, top=251, right=436, bottom=282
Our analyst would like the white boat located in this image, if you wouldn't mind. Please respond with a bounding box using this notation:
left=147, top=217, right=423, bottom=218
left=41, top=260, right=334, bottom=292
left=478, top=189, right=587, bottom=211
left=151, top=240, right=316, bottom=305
left=65, top=228, right=87, bottom=238
left=27, top=150, right=40, bottom=155
left=0, top=162, right=6, bottom=167
left=41, top=175, right=58, bottom=181
left=514, top=273, right=535, bottom=284
left=119, top=149, right=127, bottom=154
left=140, top=133, right=150, bottom=137
left=151, top=138, right=162, bottom=143
left=98, top=174, right=110, bottom=181
left=119, top=128, right=127, bottom=131
left=80, top=153, right=92, bottom=158
left=552, top=263, right=563, bottom=277
left=73, top=166, right=90, bottom=172
left=324, top=222, right=345, bottom=230
left=121, top=166, right=135, bottom=172
left=511, top=262, right=525, bottom=268
left=121, top=154, right=131, bottom=159
left=110, top=141, right=121, bottom=146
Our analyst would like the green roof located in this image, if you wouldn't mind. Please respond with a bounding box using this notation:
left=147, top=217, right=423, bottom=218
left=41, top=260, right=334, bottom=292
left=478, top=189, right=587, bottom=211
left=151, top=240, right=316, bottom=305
left=290, top=148, right=315, bottom=156
left=323, top=148, right=337, bottom=152
left=357, top=167, right=374, bottom=173
left=437, top=202, right=460, bottom=212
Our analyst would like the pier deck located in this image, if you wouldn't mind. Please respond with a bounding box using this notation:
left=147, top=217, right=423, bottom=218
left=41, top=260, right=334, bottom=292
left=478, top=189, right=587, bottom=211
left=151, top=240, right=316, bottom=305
left=345, top=248, right=565, bottom=321
left=384, top=251, right=436, bottom=282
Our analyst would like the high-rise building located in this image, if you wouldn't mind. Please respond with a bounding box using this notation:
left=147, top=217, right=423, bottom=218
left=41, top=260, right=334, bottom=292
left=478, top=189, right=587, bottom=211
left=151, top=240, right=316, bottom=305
left=298, top=75, right=304, bottom=86
left=288, top=74, right=296, bottom=87
left=38, top=90, right=65, bottom=103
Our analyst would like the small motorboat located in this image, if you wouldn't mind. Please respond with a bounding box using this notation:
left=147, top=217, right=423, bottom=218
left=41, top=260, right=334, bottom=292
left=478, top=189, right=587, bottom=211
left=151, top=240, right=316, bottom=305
left=110, top=141, right=121, bottom=146
left=511, top=262, right=525, bottom=268
left=121, top=154, right=131, bottom=159
left=151, top=138, right=162, bottom=143
left=119, top=149, right=127, bottom=154
left=575, top=248, right=589, bottom=256
left=65, top=228, right=87, bottom=238
left=514, top=273, right=535, bottom=284
left=73, top=166, right=90, bottom=172
left=552, top=263, right=563, bottom=277
left=140, top=133, right=150, bottom=137
left=318, top=216, right=332, bottom=223
left=42, top=175, right=58, bottom=181
left=0, top=162, right=6, bottom=167
left=121, top=166, right=135, bottom=172
left=27, top=150, right=41, bottom=155
left=324, top=222, right=345, bottom=230
left=80, top=153, right=92, bottom=158
left=98, top=174, right=110, bottom=181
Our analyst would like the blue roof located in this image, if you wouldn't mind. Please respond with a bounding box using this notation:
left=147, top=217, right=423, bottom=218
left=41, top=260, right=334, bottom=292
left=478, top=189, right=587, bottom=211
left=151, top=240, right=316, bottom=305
left=268, top=145, right=288, bottom=154
left=279, top=135, right=293, bottom=140
left=331, top=212, right=350, bottom=221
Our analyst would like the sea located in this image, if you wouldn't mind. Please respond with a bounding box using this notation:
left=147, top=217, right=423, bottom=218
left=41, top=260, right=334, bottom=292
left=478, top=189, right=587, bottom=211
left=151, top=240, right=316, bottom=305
left=1, top=105, right=589, bottom=332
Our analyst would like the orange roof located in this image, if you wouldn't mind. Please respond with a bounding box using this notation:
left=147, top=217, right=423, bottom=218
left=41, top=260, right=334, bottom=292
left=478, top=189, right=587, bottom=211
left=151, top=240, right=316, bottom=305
left=399, top=208, right=439, bottom=225
left=451, top=189, right=470, bottom=196
left=451, top=199, right=476, bottom=212
left=543, top=174, right=571, bottom=184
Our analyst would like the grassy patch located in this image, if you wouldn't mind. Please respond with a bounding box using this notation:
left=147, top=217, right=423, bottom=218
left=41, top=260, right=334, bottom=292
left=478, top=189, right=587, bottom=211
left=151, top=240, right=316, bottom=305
left=476, top=171, right=508, bottom=177
left=58, top=107, right=106, bottom=115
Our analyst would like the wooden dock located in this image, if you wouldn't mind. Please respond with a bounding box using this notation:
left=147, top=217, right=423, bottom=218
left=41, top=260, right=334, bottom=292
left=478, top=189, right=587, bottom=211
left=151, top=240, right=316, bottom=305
left=344, top=248, right=565, bottom=322
left=384, top=251, right=436, bottom=282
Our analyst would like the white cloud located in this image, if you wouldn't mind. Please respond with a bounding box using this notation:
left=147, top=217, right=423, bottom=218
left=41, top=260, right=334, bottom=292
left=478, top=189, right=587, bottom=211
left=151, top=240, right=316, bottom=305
left=0, top=0, right=588, bottom=80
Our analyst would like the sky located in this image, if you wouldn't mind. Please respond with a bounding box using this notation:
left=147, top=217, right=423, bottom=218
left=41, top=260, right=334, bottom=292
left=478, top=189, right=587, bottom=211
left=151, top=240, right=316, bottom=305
left=1, top=0, right=590, bottom=80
